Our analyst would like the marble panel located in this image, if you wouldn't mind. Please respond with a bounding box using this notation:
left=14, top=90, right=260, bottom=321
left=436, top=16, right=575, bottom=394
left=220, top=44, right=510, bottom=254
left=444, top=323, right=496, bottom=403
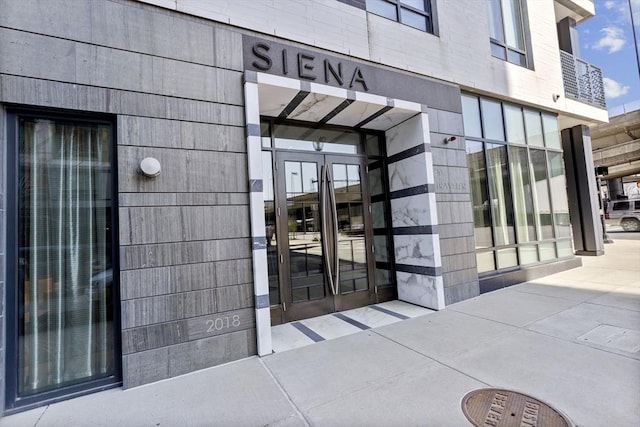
left=390, top=193, right=437, bottom=228
left=397, top=272, right=445, bottom=310
left=387, top=154, right=430, bottom=192
left=365, top=109, right=420, bottom=131
left=309, top=82, right=349, bottom=99
left=271, top=323, right=315, bottom=353
left=339, top=306, right=401, bottom=328
left=258, top=84, right=299, bottom=117
left=288, top=92, right=346, bottom=122
left=327, top=100, right=385, bottom=127
left=394, top=234, right=441, bottom=268
left=385, top=113, right=427, bottom=157
left=354, top=91, right=387, bottom=105
left=299, top=314, right=362, bottom=340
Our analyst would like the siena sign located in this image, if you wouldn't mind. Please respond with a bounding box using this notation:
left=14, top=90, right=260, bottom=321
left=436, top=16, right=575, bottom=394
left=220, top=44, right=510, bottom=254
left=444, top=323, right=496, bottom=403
left=243, top=35, right=369, bottom=92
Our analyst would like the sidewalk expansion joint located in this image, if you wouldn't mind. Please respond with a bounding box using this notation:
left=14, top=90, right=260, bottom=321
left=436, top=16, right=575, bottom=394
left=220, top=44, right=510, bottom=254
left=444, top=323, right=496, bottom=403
left=370, top=329, right=492, bottom=388
left=258, top=357, right=312, bottom=427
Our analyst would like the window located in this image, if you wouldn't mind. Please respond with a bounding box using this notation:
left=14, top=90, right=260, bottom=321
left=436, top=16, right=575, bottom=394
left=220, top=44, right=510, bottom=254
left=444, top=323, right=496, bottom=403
left=6, top=111, right=120, bottom=409
left=487, top=0, right=528, bottom=66
left=366, top=0, right=435, bottom=33
left=462, top=94, right=572, bottom=274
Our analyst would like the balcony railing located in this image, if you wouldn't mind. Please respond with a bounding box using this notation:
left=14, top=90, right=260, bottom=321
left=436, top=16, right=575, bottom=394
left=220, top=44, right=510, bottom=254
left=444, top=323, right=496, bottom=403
left=560, top=50, right=606, bottom=109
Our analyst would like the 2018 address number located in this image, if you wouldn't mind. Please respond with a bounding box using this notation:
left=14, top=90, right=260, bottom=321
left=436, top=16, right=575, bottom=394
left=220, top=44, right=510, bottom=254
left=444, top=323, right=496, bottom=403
left=206, top=315, right=241, bottom=332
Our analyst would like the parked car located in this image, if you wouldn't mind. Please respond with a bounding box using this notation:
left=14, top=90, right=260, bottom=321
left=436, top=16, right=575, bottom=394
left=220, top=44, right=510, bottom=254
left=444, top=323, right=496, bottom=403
left=605, top=198, right=640, bottom=231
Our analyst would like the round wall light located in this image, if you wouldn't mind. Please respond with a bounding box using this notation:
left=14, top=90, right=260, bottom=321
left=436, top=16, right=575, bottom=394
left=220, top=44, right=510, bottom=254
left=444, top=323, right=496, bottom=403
left=140, top=157, right=161, bottom=178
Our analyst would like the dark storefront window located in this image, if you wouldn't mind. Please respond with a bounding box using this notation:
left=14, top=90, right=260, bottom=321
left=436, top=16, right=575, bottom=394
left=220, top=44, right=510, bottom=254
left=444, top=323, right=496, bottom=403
left=7, top=112, right=120, bottom=410
left=462, top=95, right=573, bottom=274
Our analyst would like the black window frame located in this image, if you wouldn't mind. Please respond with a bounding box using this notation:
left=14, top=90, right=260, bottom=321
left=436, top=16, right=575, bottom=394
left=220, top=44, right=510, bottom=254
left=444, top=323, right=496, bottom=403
left=4, top=107, right=122, bottom=414
left=366, top=0, right=437, bottom=34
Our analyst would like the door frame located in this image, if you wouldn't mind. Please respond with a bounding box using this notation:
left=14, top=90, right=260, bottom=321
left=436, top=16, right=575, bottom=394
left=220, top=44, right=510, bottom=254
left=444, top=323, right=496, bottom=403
left=273, top=150, right=377, bottom=323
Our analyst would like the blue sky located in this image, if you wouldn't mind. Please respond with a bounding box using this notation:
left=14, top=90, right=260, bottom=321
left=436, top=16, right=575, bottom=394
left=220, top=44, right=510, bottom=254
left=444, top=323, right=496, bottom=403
left=577, top=0, right=640, bottom=112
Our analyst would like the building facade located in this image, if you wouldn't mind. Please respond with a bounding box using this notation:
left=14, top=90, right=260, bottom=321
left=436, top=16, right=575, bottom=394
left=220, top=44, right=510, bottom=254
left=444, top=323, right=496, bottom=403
left=0, top=0, right=608, bottom=413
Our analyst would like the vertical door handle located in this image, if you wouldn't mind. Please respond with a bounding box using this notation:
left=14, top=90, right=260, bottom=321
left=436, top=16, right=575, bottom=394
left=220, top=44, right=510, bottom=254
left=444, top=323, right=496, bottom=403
left=320, top=165, right=337, bottom=295
left=326, top=166, right=339, bottom=294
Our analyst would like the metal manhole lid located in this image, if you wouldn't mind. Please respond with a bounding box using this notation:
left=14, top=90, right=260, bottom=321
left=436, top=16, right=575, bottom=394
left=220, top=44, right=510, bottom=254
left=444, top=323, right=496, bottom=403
left=461, top=388, right=574, bottom=427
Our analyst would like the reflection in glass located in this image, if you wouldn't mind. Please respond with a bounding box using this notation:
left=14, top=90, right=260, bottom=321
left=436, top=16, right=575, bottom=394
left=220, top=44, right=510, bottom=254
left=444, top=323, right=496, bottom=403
left=504, top=104, right=526, bottom=145
left=509, top=147, right=537, bottom=242
left=524, top=110, right=544, bottom=147
left=366, top=0, right=398, bottom=20
left=401, top=8, right=427, bottom=31
left=17, top=118, right=115, bottom=396
left=477, top=251, right=496, bottom=273
left=519, top=244, right=538, bottom=265
left=497, top=248, right=518, bottom=269
left=530, top=150, right=554, bottom=239
left=462, top=95, right=482, bottom=138
left=274, top=124, right=363, bottom=154
left=487, top=0, right=504, bottom=41
left=542, top=114, right=561, bottom=149
left=502, top=0, right=524, bottom=50
left=539, top=242, right=556, bottom=261
left=487, top=143, right=515, bottom=245
left=557, top=240, right=574, bottom=258
left=467, top=140, right=493, bottom=248
left=481, top=99, right=505, bottom=141
left=263, top=152, right=279, bottom=305
left=285, top=161, right=325, bottom=303
left=548, top=152, right=571, bottom=238
left=333, top=164, right=368, bottom=295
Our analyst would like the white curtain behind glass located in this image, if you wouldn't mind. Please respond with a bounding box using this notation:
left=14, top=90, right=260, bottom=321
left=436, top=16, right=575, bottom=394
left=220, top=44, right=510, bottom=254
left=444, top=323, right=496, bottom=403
left=19, top=119, right=112, bottom=396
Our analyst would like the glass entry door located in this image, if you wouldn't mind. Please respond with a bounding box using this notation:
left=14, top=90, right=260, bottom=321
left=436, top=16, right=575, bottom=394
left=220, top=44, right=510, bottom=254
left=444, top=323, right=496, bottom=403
left=275, top=151, right=375, bottom=322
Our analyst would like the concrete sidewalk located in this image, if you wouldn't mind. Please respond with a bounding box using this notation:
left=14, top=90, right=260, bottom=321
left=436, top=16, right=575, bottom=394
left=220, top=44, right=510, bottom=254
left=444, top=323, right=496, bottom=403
left=2, top=236, right=639, bottom=427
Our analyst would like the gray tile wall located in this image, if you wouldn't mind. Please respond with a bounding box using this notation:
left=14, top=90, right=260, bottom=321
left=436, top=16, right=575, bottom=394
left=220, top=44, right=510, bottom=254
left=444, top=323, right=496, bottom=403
left=0, top=0, right=255, bottom=391
left=427, top=108, right=480, bottom=304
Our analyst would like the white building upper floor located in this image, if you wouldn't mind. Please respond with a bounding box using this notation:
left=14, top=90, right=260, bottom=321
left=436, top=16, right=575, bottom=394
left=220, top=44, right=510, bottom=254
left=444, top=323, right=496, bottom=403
left=138, top=0, right=608, bottom=128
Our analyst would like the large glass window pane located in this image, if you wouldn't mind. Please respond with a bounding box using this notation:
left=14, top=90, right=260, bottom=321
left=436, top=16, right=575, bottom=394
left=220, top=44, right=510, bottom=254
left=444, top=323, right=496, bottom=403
left=17, top=118, right=116, bottom=397
left=501, top=0, right=524, bottom=50
left=539, top=242, right=556, bottom=261
left=467, top=140, right=493, bottom=248
left=486, top=143, right=515, bottom=245
left=477, top=251, right=496, bottom=273
left=548, top=152, right=572, bottom=238
left=401, top=0, right=427, bottom=11
left=487, top=0, right=505, bottom=41
left=274, top=124, right=363, bottom=154
left=462, top=95, right=482, bottom=138
left=481, top=99, right=505, bottom=141
left=542, top=114, right=561, bottom=149
left=530, top=150, right=554, bottom=239
left=401, top=8, right=427, bottom=31
left=519, top=244, right=538, bottom=265
left=504, top=104, right=526, bottom=145
left=524, top=110, right=544, bottom=147
left=497, top=248, right=518, bottom=269
left=509, top=146, right=537, bottom=242
left=366, top=0, right=398, bottom=20
left=557, top=240, right=574, bottom=258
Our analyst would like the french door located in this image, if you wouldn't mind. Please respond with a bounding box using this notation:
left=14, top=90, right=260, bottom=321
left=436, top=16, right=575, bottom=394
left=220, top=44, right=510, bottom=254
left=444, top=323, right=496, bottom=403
left=273, top=151, right=376, bottom=323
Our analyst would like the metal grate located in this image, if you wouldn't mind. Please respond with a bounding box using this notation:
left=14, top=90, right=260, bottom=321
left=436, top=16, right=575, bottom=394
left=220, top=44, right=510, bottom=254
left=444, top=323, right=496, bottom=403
left=560, top=50, right=606, bottom=109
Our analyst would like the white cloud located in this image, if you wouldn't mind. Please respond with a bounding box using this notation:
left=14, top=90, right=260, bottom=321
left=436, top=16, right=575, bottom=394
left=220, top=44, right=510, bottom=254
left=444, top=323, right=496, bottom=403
left=604, top=1, right=616, bottom=9
left=593, top=26, right=626, bottom=53
left=603, top=77, right=630, bottom=99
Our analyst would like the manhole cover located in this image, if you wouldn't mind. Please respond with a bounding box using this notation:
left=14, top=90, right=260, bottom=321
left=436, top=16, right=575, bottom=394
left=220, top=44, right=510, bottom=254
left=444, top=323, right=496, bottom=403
left=461, top=388, right=574, bottom=427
